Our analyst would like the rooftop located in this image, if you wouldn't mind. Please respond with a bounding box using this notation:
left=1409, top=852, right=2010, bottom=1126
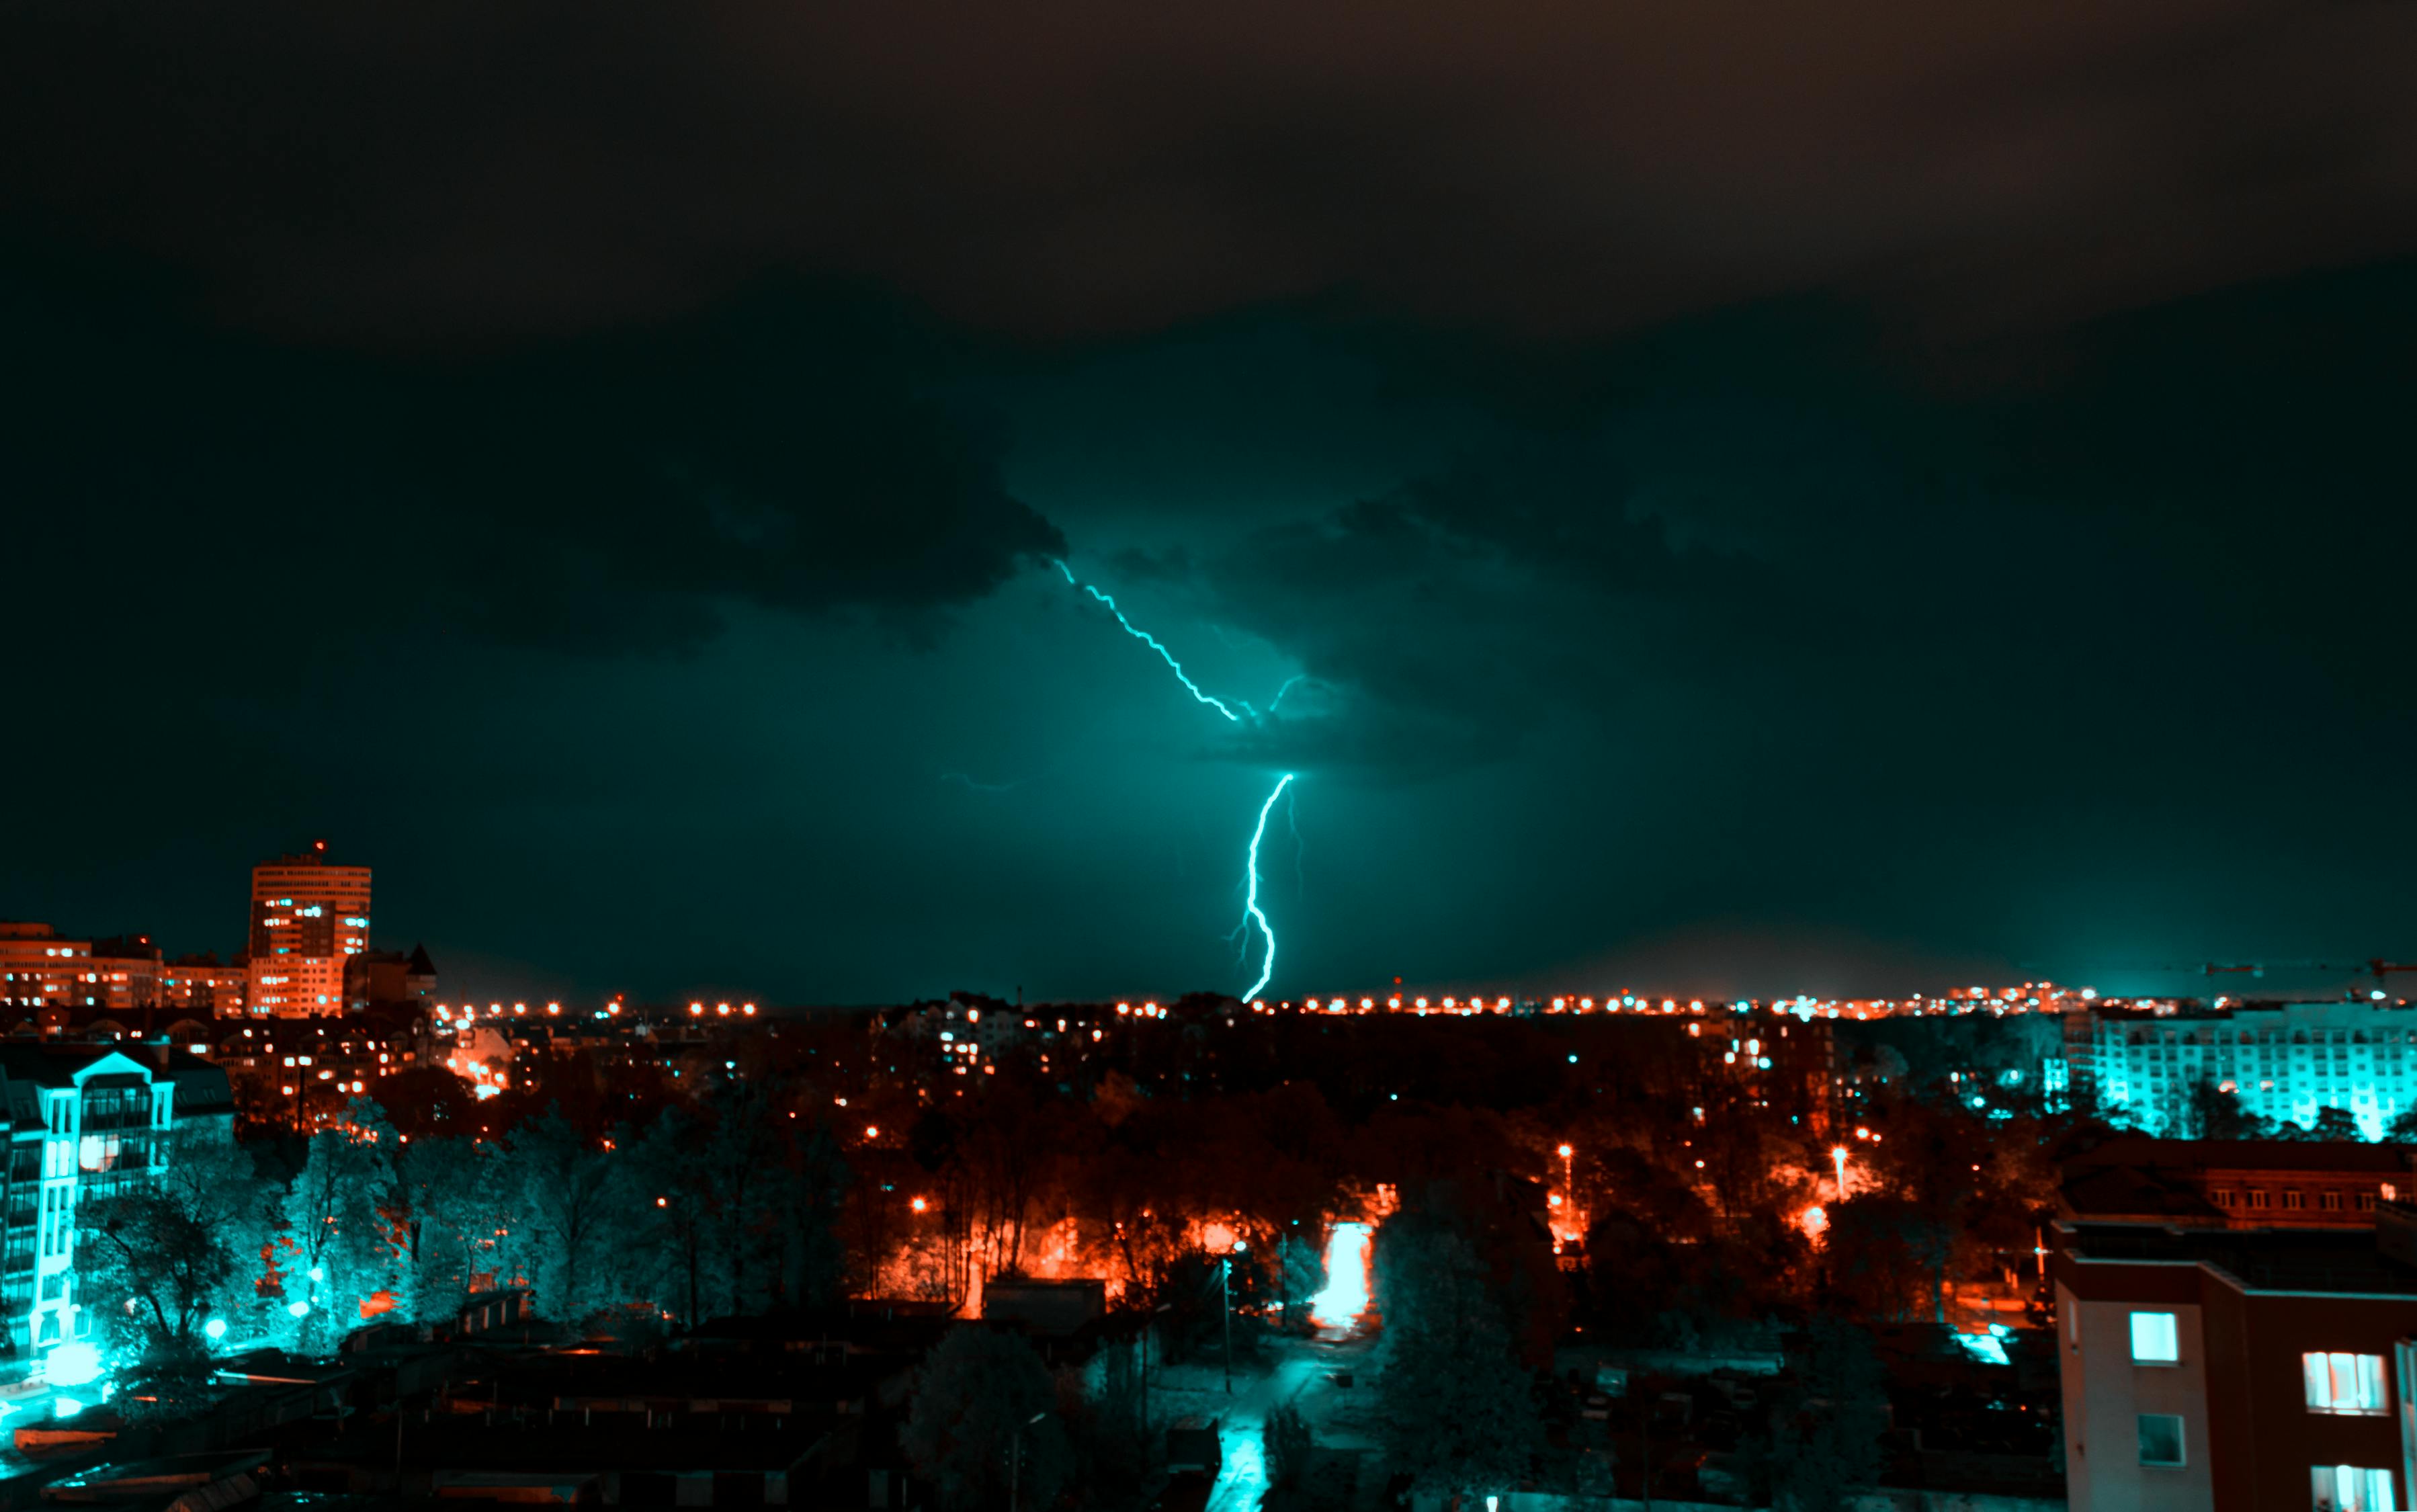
left=2061, top=1220, right=2417, bottom=1296
left=2067, top=1135, right=2415, bottom=1175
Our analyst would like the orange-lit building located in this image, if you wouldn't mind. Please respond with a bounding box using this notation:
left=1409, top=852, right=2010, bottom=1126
left=249, top=845, right=372, bottom=1017
left=164, top=952, right=249, bottom=1016
left=87, top=935, right=164, bottom=1011
left=0, top=923, right=95, bottom=1008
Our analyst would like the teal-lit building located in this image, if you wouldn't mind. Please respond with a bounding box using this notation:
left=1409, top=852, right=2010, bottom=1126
left=0, top=1044, right=232, bottom=1370
left=2070, top=1000, right=2417, bottom=1140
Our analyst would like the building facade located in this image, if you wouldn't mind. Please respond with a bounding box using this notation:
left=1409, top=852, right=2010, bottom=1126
left=2061, top=1137, right=2412, bottom=1231
left=0, top=923, right=98, bottom=1009
left=249, top=845, right=372, bottom=1017
left=2068, top=999, right=2417, bottom=1140
left=164, top=953, right=249, bottom=1017
left=0, top=1045, right=230, bottom=1365
left=2055, top=1216, right=2417, bottom=1512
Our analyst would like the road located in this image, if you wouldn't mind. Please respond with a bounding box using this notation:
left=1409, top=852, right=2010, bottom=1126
left=1203, top=1348, right=1321, bottom=1512
left=1148, top=1343, right=1325, bottom=1512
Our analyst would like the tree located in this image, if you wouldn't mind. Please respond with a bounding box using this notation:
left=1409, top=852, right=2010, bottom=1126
left=77, top=1183, right=235, bottom=1369
left=779, top=1116, right=850, bottom=1310
left=399, top=1132, right=523, bottom=1316
left=506, top=1105, right=628, bottom=1326
left=1265, top=1402, right=1314, bottom=1492
left=902, top=1325, right=1070, bottom=1512
left=2307, top=1107, right=2365, bottom=1142
left=152, top=1127, right=278, bottom=1336
left=1371, top=1212, right=1543, bottom=1500
left=1767, top=1317, right=1888, bottom=1512
left=2189, top=1083, right=2277, bottom=1140
left=280, top=1100, right=408, bottom=1353
left=625, top=1107, right=712, bottom=1327
left=1824, top=1195, right=1949, bottom=1324
left=699, top=1083, right=785, bottom=1316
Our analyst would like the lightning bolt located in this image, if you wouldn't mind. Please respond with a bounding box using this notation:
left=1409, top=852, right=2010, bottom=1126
left=1052, top=560, right=1242, bottom=722
left=1051, top=558, right=1306, bottom=1000
left=1242, top=773, right=1296, bottom=1001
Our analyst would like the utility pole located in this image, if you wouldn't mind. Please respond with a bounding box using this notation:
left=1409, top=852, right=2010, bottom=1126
left=1640, top=1403, right=1653, bottom=1512
left=1221, top=1254, right=1234, bottom=1394
left=1009, top=1410, right=1045, bottom=1512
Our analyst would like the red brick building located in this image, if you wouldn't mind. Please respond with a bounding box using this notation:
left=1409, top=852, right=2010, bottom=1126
left=2062, top=1136, right=2412, bottom=1230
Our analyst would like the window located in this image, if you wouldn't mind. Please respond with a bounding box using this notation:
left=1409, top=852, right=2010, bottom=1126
left=2139, top=1413, right=2185, bottom=1466
left=2312, top=1464, right=2394, bottom=1511
left=2131, top=1312, right=2181, bottom=1363
left=2252, top=1189, right=2273, bottom=1209
left=2287, top=1190, right=2307, bottom=1210
left=2324, top=1191, right=2344, bottom=1213
left=2305, top=1353, right=2388, bottom=1415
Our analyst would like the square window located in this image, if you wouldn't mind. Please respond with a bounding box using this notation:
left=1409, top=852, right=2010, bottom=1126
left=2139, top=1413, right=2185, bottom=1466
left=2287, top=1191, right=2307, bottom=1210
left=2131, top=1311, right=2180, bottom=1363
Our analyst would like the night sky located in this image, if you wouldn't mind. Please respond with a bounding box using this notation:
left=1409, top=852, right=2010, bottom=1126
left=8, top=1, right=2417, bottom=1006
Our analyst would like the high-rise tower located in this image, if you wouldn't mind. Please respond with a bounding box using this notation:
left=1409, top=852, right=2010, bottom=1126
left=248, top=841, right=370, bottom=1017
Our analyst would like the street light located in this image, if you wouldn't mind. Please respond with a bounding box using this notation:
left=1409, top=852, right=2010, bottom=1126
left=1203, top=1224, right=1244, bottom=1395
left=1831, top=1144, right=1850, bottom=1202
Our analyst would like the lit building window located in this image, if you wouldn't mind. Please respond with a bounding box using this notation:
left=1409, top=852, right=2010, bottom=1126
left=2304, top=1353, right=2387, bottom=1416
left=2312, top=1465, right=2394, bottom=1511
left=2130, top=1312, right=2180, bottom=1363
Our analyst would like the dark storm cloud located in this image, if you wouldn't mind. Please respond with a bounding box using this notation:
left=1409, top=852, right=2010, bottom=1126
left=1136, top=268, right=2417, bottom=802
left=4, top=0, right=2416, bottom=344
left=2, top=263, right=1062, bottom=662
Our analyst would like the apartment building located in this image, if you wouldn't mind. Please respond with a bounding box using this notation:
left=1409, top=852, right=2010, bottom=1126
left=2066, top=999, right=2417, bottom=1140
left=2054, top=1136, right=2417, bottom=1511
left=0, top=1044, right=230, bottom=1365
left=249, top=844, right=371, bottom=1017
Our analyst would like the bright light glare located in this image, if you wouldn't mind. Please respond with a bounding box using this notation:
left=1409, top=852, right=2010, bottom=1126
left=202, top=1318, right=228, bottom=1342
left=44, top=1342, right=102, bottom=1387
left=1310, top=1221, right=1372, bottom=1329
left=287, top=1300, right=312, bottom=1318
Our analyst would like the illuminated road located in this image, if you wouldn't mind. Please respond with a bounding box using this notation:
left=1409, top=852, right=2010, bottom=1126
left=1200, top=1351, right=1320, bottom=1512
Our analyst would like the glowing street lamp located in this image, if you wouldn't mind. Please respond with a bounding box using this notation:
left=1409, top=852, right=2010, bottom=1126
left=1831, top=1144, right=1850, bottom=1202
left=1203, top=1223, right=1242, bottom=1395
